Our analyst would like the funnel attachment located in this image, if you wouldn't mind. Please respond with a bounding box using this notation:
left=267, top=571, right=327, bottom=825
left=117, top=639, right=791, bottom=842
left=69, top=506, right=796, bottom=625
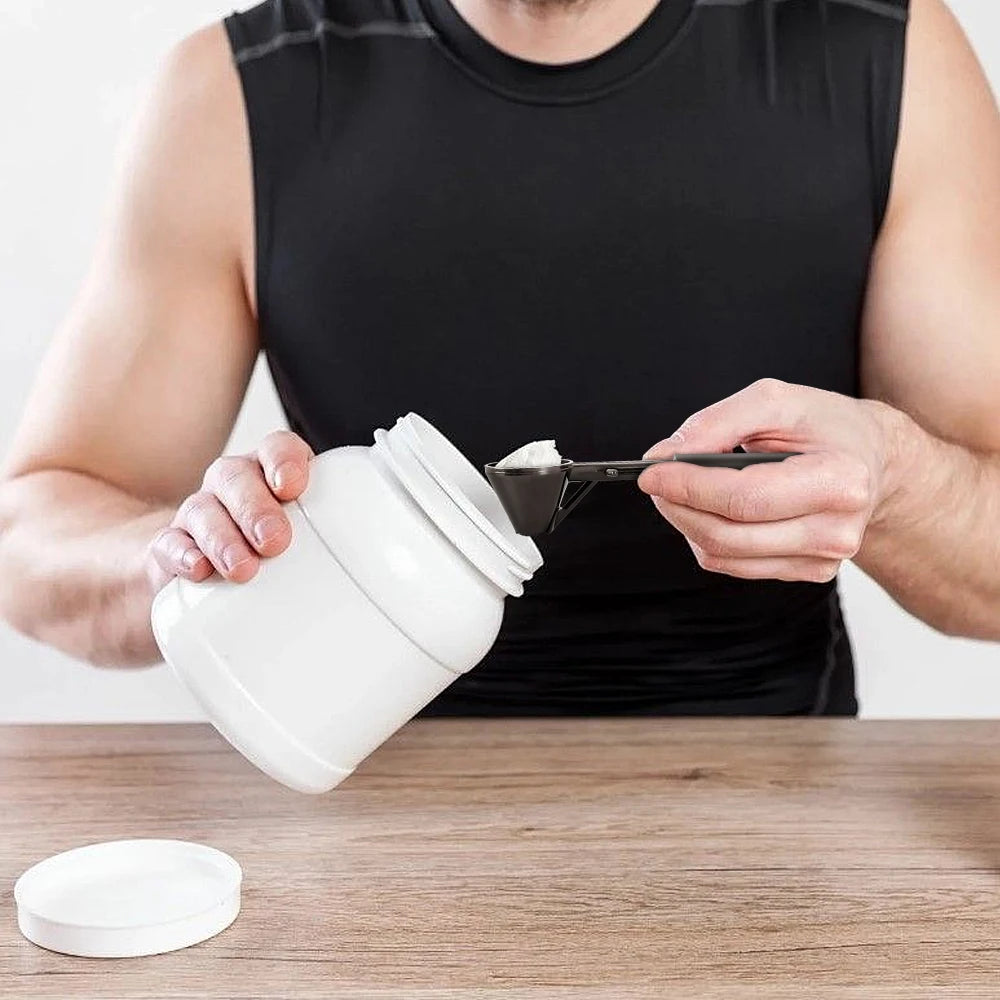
left=484, top=462, right=576, bottom=536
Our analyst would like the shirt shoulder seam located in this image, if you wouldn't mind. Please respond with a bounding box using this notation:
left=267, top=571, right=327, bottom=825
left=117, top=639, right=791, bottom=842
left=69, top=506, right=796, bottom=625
left=233, top=18, right=436, bottom=66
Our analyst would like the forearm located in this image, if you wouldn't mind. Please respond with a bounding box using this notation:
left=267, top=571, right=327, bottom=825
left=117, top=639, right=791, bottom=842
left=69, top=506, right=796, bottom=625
left=0, top=470, right=171, bottom=665
left=857, top=406, right=1000, bottom=640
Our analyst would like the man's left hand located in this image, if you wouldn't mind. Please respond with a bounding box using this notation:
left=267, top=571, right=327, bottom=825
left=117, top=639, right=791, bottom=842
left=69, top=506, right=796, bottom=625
left=637, top=379, right=906, bottom=583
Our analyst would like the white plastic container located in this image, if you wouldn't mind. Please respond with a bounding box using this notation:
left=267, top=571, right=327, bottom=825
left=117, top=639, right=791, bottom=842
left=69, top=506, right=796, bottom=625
left=151, top=414, right=541, bottom=794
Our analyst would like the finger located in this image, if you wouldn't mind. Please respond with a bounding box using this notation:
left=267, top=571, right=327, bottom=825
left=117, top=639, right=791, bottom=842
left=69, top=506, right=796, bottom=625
left=149, top=526, right=213, bottom=582
left=652, top=496, right=864, bottom=561
left=688, top=543, right=842, bottom=584
left=638, top=450, right=870, bottom=522
left=644, top=378, right=821, bottom=457
left=175, top=492, right=259, bottom=582
left=256, top=430, right=313, bottom=501
left=203, top=455, right=292, bottom=557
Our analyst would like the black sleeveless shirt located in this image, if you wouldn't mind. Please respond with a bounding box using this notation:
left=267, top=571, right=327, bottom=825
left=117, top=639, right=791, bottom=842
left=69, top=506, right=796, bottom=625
left=223, top=0, right=908, bottom=716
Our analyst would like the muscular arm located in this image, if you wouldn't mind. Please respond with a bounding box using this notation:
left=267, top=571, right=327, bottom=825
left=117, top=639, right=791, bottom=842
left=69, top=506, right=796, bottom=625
left=0, top=24, right=258, bottom=665
left=857, top=0, right=1000, bottom=637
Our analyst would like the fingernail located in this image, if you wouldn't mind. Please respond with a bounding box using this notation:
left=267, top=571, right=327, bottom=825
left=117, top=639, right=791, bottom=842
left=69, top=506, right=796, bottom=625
left=644, top=432, right=684, bottom=460
left=253, top=515, right=285, bottom=546
left=222, top=544, right=249, bottom=572
left=273, top=462, right=299, bottom=492
left=181, top=549, right=201, bottom=572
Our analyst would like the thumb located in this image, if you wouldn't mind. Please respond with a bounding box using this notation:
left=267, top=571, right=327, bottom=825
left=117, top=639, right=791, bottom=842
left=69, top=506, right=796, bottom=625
left=644, top=379, right=801, bottom=459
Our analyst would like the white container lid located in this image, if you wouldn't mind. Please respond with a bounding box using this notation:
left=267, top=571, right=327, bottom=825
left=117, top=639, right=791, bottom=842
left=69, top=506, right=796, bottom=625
left=14, top=839, right=242, bottom=958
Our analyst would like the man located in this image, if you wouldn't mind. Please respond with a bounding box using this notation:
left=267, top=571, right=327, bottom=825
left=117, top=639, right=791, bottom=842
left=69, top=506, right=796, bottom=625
left=0, top=0, right=998, bottom=716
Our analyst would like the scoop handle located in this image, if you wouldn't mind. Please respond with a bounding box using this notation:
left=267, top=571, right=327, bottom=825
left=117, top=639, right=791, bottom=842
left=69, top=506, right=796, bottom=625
left=567, top=452, right=799, bottom=482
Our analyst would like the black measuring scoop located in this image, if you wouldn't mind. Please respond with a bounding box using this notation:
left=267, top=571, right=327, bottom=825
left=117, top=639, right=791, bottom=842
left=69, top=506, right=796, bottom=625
left=485, top=452, right=799, bottom=536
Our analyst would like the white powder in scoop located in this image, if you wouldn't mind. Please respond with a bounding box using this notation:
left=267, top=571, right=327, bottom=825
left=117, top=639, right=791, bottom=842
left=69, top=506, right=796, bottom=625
left=495, top=440, right=562, bottom=469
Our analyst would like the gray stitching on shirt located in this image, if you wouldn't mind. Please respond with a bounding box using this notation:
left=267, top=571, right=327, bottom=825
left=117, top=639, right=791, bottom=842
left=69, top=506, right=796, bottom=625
left=695, top=0, right=907, bottom=22
left=234, top=19, right=437, bottom=64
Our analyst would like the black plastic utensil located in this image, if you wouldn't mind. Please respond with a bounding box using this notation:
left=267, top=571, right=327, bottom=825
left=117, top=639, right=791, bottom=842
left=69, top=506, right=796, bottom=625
left=485, top=453, right=800, bottom=536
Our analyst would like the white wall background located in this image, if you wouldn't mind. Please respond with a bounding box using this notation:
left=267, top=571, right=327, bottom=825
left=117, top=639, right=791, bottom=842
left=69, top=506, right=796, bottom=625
left=0, top=0, right=997, bottom=722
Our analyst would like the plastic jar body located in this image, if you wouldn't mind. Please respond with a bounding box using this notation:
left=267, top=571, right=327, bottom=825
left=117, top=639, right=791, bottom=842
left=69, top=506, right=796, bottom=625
left=152, top=416, right=541, bottom=793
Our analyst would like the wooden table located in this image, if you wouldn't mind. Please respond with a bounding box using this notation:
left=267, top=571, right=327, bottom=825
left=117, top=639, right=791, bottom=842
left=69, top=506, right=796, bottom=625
left=2, top=720, right=1000, bottom=998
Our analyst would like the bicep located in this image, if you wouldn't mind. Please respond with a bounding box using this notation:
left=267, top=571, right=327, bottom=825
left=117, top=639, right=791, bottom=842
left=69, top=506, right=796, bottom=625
left=4, top=23, right=258, bottom=504
left=861, top=0, right=1000, bottom=451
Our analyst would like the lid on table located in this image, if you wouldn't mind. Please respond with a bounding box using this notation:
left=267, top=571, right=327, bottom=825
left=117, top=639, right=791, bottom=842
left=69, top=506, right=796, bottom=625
left=14, top=838, right=242, bottom=958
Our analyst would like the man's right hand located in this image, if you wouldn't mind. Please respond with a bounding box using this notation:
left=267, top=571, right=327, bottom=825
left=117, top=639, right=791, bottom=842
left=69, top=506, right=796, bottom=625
left=147, top=430, right=314, bottom=592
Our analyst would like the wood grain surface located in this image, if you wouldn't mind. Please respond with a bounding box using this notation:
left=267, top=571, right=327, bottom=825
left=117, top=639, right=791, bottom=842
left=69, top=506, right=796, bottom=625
left=2, top=719, right=1000, bottom=999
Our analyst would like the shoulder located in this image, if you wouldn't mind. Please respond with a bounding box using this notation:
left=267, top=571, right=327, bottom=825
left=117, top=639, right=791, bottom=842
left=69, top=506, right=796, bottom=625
left=889, top=0, right=999, bottom=218
left=114, top=22, right=251, bottom=273
left=155, top=22, right=243, bottom=133
left=904, top=0, right=987, bottom=82
left=902, top=0, right=991, bottom=101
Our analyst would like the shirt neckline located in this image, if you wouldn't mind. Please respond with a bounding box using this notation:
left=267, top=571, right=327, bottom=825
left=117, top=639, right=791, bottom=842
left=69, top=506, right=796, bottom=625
left=414, top=0, right=698, bottom=105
